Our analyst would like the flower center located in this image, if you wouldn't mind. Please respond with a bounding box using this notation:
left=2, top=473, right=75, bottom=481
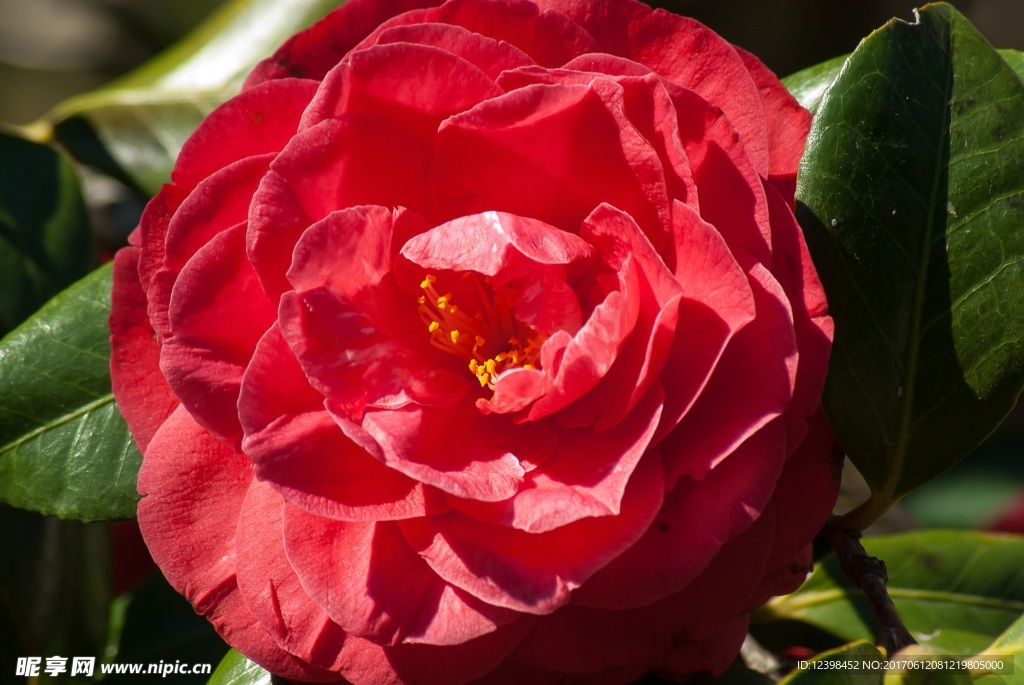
left=418, top=273, right=545, bottom=388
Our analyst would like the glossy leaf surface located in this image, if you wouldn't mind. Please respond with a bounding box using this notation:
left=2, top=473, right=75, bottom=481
left=0, top=264, right=141, bottom=520
left=206, top=650, right=271, bottom=685
left=795, top=4, right=1024, bottom=525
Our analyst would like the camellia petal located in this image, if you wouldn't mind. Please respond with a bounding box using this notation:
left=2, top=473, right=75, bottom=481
left=234, top=480, right=350, bottom=671
left=109, top=248, right=180, bottom=451
left=571, top=419, right=786, bottom=609
left=161, top=223, right=275, bottom=444
left=431, top=81, right=668, bottom=242
left=373, top=23, right=535, bottom=80
left=300, top=42, right=503, bottom=136
left=240, top=325, right=441, bottom=522
left=137, top=407, right=340, bottom=682
left=283, top=508, right=520, bottom=645
left=248, top=115, right=432, bottom=298
left=449, top=386, right=663, bottom=533
left=399, top=455, right=664, bottom=614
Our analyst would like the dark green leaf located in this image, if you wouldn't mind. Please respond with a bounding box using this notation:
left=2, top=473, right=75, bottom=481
left=0, top=263, right=141, bottom=520
left=795, top=4, right=1024, bottom=525
left=0, top=131, right=95, bottom=337
left=207, top=650, right=271, bottom=685
left=784, top=49, right=1024, bottom=117
left=42, top=0, right=345, bottom=196
left=781, top=54, right=849, bottom=115
left=778, top=641, right=883, bottom=685
left=762, top=531, right=1024, bottom=654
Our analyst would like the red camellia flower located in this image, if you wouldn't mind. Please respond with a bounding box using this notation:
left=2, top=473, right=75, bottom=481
left=110, top=0, right=841, bottom=682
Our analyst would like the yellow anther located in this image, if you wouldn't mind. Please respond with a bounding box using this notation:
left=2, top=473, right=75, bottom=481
left=417, top=272, right=545, bottom=391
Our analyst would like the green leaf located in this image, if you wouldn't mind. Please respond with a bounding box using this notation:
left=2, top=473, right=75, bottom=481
left=999, top=49, right=1024, bottom=82
left=0, top=263, right=141, bottom=520
left=41, top=0, right=345, bottom=196
left=971, top=613, right=1024, bottom=682
left=795, top=3, right=1024, bottom=526
left=781, top=54, right=849, bottom=115
left=207, top=650, right=271, bottom=685
left=779, top=640, right=884, bottom=685
left=784, top=49, right=1024, bottom=117
left=762, top=531, right=1024, bottom=654
left=0, top=131, right=95, bottom=337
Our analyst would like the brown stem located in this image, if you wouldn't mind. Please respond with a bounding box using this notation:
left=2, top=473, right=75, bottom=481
left=820, top=516, right=917, bottom=653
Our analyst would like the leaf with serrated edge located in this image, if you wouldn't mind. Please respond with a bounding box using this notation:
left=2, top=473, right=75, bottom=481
left=779, top=640, right=883, bottom=685
left=796, top=4, right=1024, bottom=526
left=0, top=263, right=141, bottom=521
left=206, top=650, right=271, bottom=685
left=41, top=0, right=344, bottom=195
left=761, top=531, right=1024, bottom=655
left=0, top=131, right=95, bottom=336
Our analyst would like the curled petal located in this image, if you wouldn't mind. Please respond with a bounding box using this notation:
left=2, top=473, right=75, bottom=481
left=301, top=43, right=502, bottom=135
left=526, top=256, right=642, bottom=421
left=373, top=22, right=535, bottom=79
left=451, top=385, right=663, bottom=533
left=399, top=455, right=664, bottom=614
left=360, top=404, right=536, bottom=502
left=240, top=325, right=442, bottom=522
left=248, top=116, right=432, bottom=298
left=283, top=510, right=519, bottom=645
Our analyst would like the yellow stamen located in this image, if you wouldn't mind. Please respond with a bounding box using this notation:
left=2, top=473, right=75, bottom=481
left=417, top=272, right=547, bottom=390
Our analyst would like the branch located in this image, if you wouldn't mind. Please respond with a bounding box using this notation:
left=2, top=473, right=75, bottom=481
left=820, top=517, right=916, bottom=653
